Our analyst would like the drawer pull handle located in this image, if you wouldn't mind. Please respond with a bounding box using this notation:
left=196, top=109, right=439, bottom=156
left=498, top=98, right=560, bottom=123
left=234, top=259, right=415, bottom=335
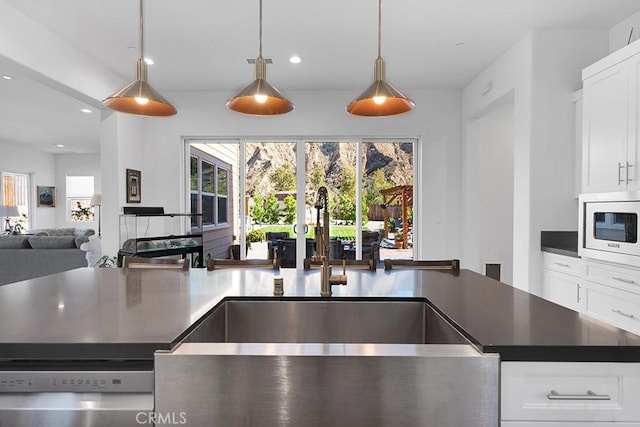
left=612, top=309, right=636, bottom=319
left=554, top=262, right=571, bottom=268
left=612, top=276, right=636, bottom=284
left=547, top=390, right=611, bottom=401
left=619, top=162, right=626, bottom=185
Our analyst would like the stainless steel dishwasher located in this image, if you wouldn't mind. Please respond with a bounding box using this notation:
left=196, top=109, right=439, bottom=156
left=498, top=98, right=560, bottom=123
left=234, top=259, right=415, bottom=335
left=155, top=299, right=500, bottom=426
left=0, top=359, right=153, bottom=426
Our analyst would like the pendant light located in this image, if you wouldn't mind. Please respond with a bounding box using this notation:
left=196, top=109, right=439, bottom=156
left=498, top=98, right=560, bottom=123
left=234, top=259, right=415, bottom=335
left=102, top=0, right=177, bottom=116
left=347, top=0, right=414, bottom=117
left=226, top=0, right=294, bottom=115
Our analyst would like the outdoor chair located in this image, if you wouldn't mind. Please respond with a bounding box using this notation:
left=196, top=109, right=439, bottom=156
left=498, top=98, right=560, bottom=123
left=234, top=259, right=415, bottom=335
left=265, top=232, right=290, bottom=260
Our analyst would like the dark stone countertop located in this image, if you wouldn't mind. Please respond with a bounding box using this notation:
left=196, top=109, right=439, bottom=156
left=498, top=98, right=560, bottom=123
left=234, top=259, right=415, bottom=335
left=541, top=230, right=579, bottom=258
left=0, top=267, right=639, bottom=362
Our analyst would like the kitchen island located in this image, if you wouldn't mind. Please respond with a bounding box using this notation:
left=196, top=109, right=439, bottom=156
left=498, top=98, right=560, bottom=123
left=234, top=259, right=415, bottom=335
left=0, top=266, right=638, bottom=361
left=0, top=267, right=639, bottom=426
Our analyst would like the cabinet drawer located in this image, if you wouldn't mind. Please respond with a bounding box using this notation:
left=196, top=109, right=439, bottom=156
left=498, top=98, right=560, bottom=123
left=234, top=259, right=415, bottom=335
left=584, top=261, right=640, bottom=294
left=502, top=362, right=640, bottom=422
left=545, top=270, right=583, bottom=312
left=583, top=283, right=640, bottom=335
left=544, top=253, right=582, bottom=276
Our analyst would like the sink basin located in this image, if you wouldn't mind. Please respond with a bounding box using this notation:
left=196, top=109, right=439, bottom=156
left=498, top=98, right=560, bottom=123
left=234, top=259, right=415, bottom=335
left=183, top=299, right=470, bottom=345
left=157, top=299, right=498, bottom=426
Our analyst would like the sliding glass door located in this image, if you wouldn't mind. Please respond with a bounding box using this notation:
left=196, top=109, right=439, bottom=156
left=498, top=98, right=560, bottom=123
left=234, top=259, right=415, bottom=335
left=187, top=138, right=415, bottom=266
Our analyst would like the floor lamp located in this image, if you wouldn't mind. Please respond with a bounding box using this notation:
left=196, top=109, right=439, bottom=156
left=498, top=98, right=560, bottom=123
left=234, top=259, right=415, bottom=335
left=90, top=194, right=102, bottom=237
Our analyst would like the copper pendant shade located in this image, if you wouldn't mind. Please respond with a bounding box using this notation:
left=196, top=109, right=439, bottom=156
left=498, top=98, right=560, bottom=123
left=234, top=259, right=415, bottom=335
left=102, top=0, right=177, bottom=117
left=347, top=0, right=414, bottom=117
left=227, top=0, right=294, bottom=116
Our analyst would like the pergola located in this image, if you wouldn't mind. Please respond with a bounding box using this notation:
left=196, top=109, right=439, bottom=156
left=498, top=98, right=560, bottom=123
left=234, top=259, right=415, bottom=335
left=380, top=185, right=413, bottom=249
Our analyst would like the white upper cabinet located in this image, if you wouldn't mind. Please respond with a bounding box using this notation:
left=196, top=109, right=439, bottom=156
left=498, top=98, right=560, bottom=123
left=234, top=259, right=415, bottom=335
left=582, top=41, right=640, bottom=193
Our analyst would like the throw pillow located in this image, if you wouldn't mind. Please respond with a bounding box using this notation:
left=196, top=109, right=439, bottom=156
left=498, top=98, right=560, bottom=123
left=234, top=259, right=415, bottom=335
left=0, top=236, right=32, bottom=249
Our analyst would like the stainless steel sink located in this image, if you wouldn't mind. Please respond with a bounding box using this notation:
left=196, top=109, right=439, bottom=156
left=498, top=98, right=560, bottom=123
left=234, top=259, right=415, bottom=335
left=156, top=299, right=499, bottom=426
left=183, top=299, right=470, bottom=344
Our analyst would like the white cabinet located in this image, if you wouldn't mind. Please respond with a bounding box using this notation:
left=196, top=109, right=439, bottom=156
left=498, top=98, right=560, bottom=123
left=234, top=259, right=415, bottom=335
left=543, top=253, right=584, bottom=312
left=501, top=362, right=640, bottom=425
left=543, top=254, right=640, bottom=335
left=582, top=41, right=640, bottom=193
left=573, top=90, right=583, bottom=197
left=582, top=260, right=640, bottom=335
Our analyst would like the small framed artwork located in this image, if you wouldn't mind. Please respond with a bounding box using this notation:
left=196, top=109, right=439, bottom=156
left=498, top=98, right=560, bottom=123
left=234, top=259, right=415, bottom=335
left=126, top=169, right=142, bottom=203
left=37, top=186, right=56, bottom=207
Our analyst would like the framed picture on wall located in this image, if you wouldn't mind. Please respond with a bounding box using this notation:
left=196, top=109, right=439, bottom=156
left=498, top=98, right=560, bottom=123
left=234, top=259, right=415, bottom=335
left=126, top=169, right=141, bottom=203
left=37, top=186, right=56, bottom=207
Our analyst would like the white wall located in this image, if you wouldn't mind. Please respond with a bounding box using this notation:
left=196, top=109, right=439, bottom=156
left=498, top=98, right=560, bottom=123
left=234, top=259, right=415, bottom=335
left=462, top=30, right=608, bottom=295
left=98, top=89, right=463, bottom=258
left=463, top=33, right=534, bottom=291
left=54, top=154, right=101, bottom=230
left=464, top=96, right=514, bottom=284
left=610, top=9, right=640, bottom=53
left=0, top=140, right=56, bottom=228
left=100, top=112, right=144, bottom=256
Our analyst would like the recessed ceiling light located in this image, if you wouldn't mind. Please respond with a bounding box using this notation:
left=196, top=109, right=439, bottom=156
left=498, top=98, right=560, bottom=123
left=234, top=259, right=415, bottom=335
left=55, top=144, right=65, bottom=148
left=80, top=108, right=92, bottom=114
left=1, top=75, right=12, bottom=80
left=144, top=57, right=154, bottom=65
left=289, top=55, right=302, bottom=64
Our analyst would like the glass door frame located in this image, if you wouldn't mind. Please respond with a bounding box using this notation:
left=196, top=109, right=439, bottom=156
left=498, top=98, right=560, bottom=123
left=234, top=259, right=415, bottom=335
left=183, top=137, right=418, bottom=266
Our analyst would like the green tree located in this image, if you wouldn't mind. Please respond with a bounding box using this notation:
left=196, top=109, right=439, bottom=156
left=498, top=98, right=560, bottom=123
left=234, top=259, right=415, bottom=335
left=365, top=169, right=392, bottom=206
left=283, top=194, right=296, bottom=224
left=339, top=166, right=356, bottom=197
left=263, top=194, right=282, bottom=224
left=269, top=164, right=296, bottom=191
left=336, top=194, right=356, bottom=224
left=333, top=166, right=369, bottom=224
left=250, top=193, right=266, bottom=224
left=309, top=165, right=326, bottom=190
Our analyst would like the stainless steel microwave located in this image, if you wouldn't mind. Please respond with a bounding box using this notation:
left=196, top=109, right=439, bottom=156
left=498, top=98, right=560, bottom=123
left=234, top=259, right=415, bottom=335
left=579, top=192, right=640, bottom=266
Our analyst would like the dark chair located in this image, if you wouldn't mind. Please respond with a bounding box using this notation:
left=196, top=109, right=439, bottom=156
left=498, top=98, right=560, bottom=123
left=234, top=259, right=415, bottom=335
left=123, top=256, right=189, bottom=270
left=207, top=258, right=278, bottom=271
left=384, top=259, right=460, bottom=272
left=265, top=232, right=290, bottom=260
left=277, top=238, right=316, bottom=268
left=343, top=231, right=381, bottom=262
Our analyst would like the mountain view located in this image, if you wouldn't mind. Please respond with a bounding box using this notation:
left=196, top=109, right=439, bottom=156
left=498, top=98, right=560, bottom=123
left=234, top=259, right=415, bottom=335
left=245, top=142, right=414, bottom=196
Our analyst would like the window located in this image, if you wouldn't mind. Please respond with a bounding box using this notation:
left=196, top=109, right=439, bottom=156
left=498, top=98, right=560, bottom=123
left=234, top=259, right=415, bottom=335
left=1, top=172, right=29, bottom=230
left=66, top=176, right=95, bottom=222
left=187, top=138, right=415, bottom=263
left=191, top=149, right=230, bottom=228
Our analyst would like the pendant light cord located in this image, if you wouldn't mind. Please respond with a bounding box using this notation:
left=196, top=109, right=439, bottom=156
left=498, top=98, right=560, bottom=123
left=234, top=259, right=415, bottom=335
left=258, top=0, right=263, bottom=58
left=139, top=0, right=144, bottom=59
left=378, top=0, right=382, bottom=58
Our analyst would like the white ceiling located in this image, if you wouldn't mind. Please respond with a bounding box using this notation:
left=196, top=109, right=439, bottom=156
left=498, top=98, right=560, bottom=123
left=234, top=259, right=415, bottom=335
left=2, top=0, right=640, bottom=154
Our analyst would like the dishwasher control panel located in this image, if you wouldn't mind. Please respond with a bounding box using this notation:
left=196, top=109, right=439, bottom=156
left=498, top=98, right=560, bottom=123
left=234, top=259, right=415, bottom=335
left=0, top=371, right=153, bottom=393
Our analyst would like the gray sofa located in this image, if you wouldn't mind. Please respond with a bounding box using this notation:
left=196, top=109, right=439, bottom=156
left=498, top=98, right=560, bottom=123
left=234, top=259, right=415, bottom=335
left=0, top=228, right=95, bottom=285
